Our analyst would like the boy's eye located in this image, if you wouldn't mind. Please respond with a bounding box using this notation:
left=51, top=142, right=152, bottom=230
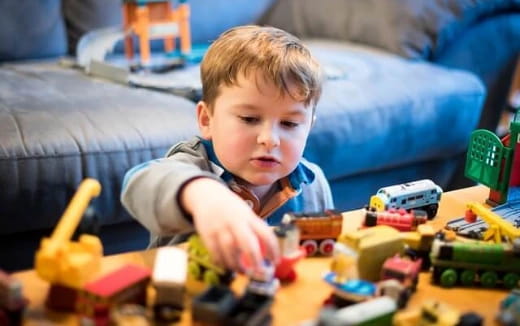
left=281, top=121, right=299, bottom=128
left=239, top=116, right=259, bottom=124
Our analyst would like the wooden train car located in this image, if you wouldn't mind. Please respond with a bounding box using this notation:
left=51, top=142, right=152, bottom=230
left=363, top=207, right=428, bottom=231
left=76, top=264, right=151, bottom=326
left=0, top=270, right=27, bottom=326
left=431, top=238, right=520, bottom=288
left=282, top=210, right=343, bottom=256
left=152, top=246, right=187, bottom=322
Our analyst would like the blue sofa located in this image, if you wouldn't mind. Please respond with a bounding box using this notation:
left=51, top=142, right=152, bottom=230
left=1, top=0, right=518, bottom=271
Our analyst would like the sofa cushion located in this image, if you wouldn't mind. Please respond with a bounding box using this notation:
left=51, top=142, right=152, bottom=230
left=0, top=61, right=199, bottom=235
left=302, top=40, right=485, bottom=180
left=261, top=0, right=520, bottom=60
left=0, top=1, right=67, bottom=61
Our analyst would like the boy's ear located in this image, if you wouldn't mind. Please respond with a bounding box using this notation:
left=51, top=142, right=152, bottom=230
left=197, top=101, right=212, bottom=140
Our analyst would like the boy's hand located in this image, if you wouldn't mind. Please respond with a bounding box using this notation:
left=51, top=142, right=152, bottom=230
left=181, top=178, right=280, bottom=272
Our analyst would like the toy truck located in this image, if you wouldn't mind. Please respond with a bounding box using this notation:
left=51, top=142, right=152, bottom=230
left=282, top=210, right=343, bottom=256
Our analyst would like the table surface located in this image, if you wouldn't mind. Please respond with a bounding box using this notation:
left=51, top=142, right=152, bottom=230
left=15, top=185, right=507, bottom=326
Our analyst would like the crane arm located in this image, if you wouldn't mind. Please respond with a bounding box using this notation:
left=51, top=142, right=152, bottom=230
left=466, top=201, right=520, bottom=243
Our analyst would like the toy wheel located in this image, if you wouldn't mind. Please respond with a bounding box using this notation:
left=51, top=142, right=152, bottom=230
left=460, top=270, right=475, bottom=286
left=203, top=270, right=220, bottom=286
left=425, top=204, right=438, bottom=220
left=153, top=304, right=181, bottom=323
left=480, top=271, right=498, bottom=288
left=503, top=273, right=520, bottom=289
left=440, top=268, right=457, bottom=287
left=319, top=239, right=335, bottom=255
left=302, top=240, right=318, bottom=256
left=188, top=261, right=201, bottom=280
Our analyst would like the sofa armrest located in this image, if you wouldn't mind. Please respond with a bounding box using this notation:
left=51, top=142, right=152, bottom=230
left=260, top=0, right=520, bottom=60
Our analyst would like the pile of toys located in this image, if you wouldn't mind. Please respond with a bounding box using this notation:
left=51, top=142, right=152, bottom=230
left=4, top=167, right=520, bottom=325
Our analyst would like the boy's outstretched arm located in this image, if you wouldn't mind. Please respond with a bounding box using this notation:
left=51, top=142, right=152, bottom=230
left=180, top=177, right=280, bottom=271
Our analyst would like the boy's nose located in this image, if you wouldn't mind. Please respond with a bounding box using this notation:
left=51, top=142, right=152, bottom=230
left=258, top=125, right=280, bottom=150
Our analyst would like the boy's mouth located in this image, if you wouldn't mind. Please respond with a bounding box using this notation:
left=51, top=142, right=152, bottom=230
left=250, top=156, right=280, bottom=168
left=252, top=156, right=279, bottom=163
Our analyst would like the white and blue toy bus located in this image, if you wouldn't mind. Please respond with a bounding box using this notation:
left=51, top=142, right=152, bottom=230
left=369, top=179, right=442, bottom=219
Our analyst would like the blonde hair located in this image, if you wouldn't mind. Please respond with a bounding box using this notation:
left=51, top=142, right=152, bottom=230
left=200, top=25, right=323, bottom=112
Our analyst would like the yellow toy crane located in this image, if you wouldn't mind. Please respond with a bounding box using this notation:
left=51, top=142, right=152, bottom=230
left=465, top=201, right=520, bottom=244
left=35, top=179, right=103, bottom=289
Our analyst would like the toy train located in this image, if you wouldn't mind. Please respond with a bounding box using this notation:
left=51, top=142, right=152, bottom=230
left=282, top=209, right=342, bottom=256
left=369, top=179, right=443, bottom=219
left=363, top=207, right=428, bottom=231
left=152, top=246, right=187, bottom=322
left=76, top=264, right=151, bottom=325
left=431, top=237, right=520, bottom=288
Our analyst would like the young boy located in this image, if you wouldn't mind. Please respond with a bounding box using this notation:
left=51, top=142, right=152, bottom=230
left=121, top=25, right=334, bottom=272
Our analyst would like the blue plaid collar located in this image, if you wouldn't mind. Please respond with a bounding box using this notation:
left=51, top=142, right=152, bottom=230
left=200, top=137, right=314, bottom=191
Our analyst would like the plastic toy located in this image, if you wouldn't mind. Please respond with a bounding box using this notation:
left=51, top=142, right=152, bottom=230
left=76, top=264, right=151, bottom=325
left=245, top=260, right=279, bottom=297
left=330, top=242, right=358, bottom=284
left=323, top=273, right=377, bottom=307
left=430, top=237, right=520, bottom=288
left=464, top=201, right=520, bottom=243
left=400, top=224, right=436, bottom=269
left=35, top=178, right=103, bottom=289
left=191, top=285, right=237, bottom=326
left=187, top=234, right=234, bottom=286
left=122, top=0, right=191, bottom=66
left=152, top=246, right=187, bottom=322
left=192, top=284, right=274, bottom=326
left=363, top=207, right=428, bottom=231
left=380, top=255, right=421, bottom=290
left=0, top=270, right=28, bottom=326
left=497, top=288, right=520, bottom=326
left=369, top=179, right=443, bottom=219
left=465, top=111, right=520, bottom=206
left=281, top=210, right=343, bottom=256
left=273, top=222, right=306, bottom=282
left=335, top=225, right=404, bottom=281
left=393, top=300, right=482, bottom=326
left=317, top=296, right=397, bottom=326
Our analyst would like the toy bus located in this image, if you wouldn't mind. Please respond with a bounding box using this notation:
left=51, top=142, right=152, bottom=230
left=76, top=264, right=151, bottom=326
left=152, top=246, right=187, bottom=322
left=363, top=207, right=428, bottom=231
left=369, top=179, right=443, bottom=219
left=282, top=209, right=343, bottom=256
left=430, top=238, right=520, bottom=288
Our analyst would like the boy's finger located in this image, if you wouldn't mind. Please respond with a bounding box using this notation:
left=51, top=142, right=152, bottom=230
left=202, top=232, right=226, bottom=269
left=250, top=218, right=280, bottom=264
left=234, top=226, right=263, bottom=271
left=217, top=230, right=240, bottom=270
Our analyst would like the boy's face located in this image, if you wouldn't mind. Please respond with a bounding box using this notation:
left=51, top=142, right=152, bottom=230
left=197, top=72, right=314, bottom=188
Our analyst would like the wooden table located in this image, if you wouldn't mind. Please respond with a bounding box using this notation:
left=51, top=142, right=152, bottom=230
left=15, top=186, right=507, bottom=325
